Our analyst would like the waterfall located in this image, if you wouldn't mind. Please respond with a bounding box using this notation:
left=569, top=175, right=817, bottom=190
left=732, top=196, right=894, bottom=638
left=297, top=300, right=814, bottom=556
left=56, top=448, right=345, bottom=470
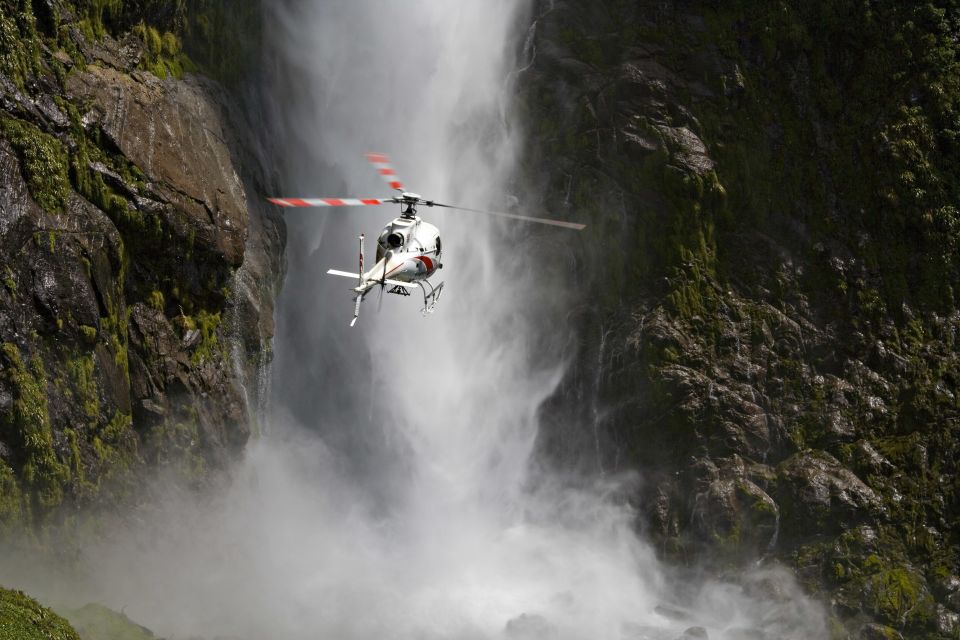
left=6, top=3, right=825, bottom=639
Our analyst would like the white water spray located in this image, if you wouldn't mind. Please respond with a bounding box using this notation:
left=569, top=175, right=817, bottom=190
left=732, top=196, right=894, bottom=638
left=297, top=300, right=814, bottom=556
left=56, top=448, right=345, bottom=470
left=0, top=2, right=827, bottom=639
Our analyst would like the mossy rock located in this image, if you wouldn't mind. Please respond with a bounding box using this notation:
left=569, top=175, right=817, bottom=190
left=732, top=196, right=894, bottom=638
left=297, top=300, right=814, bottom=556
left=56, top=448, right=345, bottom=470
left=0, top=117, right=70, bottom=214
left=61, top=604, right=157, bottom=640
left=0, top=586, right=81, bottom=640
left=861, top=560, right=936, bottom=630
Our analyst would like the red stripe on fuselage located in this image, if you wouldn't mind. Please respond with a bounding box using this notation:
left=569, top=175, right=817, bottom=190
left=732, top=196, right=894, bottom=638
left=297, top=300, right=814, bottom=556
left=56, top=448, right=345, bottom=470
left=416, top=255, right=434, bottom=272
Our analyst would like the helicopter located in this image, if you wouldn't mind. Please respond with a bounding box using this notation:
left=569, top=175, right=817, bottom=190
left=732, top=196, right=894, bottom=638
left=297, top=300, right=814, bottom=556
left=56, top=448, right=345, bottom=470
left=268, top=153, right=585, bottom=326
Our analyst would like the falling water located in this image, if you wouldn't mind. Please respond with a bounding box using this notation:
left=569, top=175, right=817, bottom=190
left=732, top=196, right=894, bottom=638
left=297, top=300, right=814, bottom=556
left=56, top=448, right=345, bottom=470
left=0, top=2, right=827, bottom=639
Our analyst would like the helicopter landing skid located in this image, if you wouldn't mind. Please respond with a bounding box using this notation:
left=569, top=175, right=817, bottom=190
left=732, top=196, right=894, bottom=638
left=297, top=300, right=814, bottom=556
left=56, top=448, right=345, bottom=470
left=416, top=279, right=444, bottom=315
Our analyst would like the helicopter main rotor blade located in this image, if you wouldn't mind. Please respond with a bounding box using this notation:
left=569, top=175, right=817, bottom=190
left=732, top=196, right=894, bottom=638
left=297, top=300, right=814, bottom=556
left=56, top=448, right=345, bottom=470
left=267, top=197, right=397, bottom=208
left=365, top=153, right=405, bottom=192
left=428, top=202, right=586, bottom=230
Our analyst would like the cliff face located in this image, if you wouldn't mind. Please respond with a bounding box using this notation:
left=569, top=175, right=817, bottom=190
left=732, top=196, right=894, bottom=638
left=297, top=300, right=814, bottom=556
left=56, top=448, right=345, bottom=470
left=0, top=1, right=282, bottom=539
left=524, top=1, right=960, bottom=637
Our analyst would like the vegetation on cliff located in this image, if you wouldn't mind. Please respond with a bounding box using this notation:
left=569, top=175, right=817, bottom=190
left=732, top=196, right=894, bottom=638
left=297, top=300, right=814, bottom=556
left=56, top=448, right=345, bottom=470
left=0, top=0, right=279, bottom=545
left=526, top=1, right=960, bottom=637
left=0, top=586, right=81, bottom=640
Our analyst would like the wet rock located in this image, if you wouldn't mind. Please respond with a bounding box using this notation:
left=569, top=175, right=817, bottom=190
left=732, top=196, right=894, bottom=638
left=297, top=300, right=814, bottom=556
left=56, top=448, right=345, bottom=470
left=852, top=440, right=894, bottom=475
left=693, top=466, right=779, bottom=555
left=948, top=589, right=960, bottom=613
left=66, top=65, right=248, bottom=267
left=858, top=623, right=903, bottom=640
left=653, top=125, right=715, bottom=175
left=776, top=451, right=880, bottom=537
left=936, top=604, right=959, bottom=635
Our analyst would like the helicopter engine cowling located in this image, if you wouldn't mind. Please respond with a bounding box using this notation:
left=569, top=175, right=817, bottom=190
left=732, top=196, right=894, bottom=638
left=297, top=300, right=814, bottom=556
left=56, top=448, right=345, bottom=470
left=368, top=218, right=442, bottom=283
left=386, top=231, right=404, bottom=248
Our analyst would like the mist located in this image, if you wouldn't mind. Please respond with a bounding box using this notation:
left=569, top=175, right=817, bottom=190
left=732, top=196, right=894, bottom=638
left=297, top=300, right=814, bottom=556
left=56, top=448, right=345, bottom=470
left=1, top=1, right=828, bottom=639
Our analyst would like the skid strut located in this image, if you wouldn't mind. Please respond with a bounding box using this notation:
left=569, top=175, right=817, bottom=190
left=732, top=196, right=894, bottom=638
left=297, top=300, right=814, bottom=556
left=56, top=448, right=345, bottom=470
left=416, top=279, right=445, bottom=315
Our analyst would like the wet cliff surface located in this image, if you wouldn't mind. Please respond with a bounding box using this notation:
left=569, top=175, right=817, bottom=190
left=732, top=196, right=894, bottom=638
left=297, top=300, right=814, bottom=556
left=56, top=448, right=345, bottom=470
left=525, top=2, right=960, bottom=638
left=0, top=0, right=282, bottom=541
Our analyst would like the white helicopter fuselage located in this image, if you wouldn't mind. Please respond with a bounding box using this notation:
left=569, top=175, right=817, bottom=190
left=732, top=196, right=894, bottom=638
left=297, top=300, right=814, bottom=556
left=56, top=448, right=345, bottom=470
left=365, top=215, right=441, bottom=285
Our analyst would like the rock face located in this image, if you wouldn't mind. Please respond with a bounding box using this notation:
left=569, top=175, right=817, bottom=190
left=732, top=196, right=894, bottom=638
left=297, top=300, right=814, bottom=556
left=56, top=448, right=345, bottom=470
left=522, top=1, right=960, bottom=637
left=0, top=2, right=282, bottom=536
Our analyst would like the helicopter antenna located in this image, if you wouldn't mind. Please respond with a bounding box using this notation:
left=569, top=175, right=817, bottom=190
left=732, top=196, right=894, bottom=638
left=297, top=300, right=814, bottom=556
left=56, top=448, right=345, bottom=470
left=350, top=233, right=365, bottom=327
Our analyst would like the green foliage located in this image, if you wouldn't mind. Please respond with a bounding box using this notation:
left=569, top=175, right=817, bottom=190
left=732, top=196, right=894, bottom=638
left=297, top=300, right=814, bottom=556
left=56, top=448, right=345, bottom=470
left=0, top=586, right=81, bottom=640
left=72, top=0, right=123, bottom=40
left=132, top=21, right=194, bottom=79
left=147, top=290, right=164, bottom=312
left=3, top=266, right=16, bottom=299
left=0, top=462, right=24, bottom=535
left=191, top=310, right=222, bottom=364
left=65, top=355, right=99, bottom=420
left=0, top=117, right=70, bottom=213
left=92, top=411, right=134, bottom=471
left=0, top=1, right=42, bottom=89
left=863, top=559, right=936, bottom=629
left=182, top=0, right=261, bottom=85
left=699, top=1, right=960, bottom=315
left=78, top=325, right=97, bottom=345
left=0, top=344, right=69, bottom=513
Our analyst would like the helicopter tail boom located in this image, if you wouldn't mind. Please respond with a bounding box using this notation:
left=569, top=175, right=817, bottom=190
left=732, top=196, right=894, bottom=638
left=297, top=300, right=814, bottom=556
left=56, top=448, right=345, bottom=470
left=326, top=269, right=411, bottom=290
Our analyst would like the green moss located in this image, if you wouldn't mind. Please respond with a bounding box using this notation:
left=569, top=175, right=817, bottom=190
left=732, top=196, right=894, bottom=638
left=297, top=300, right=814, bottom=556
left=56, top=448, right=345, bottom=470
left=78, top=325, right=97, bottom=345
left=65, top=355, right=98, bottom=420
left=92, top=412, right=135, bottom=471
left=3, top=266, right=16, bottom=299
left=98, top=302, right=130, bottom=387
left=0, top=344, right=69, bottom=512
left=132, top=22, right=194, bottom=80
left=864, top=564, right=935, bottom=628
left=0, top=117, right=70, bottom=214
left=63, top=429, right=86, bottom=491
left=181, top=0, right=262, bottom=85
left=73, top=0, right=123, bottom=40
left=190, top=310, right=222, bottom=364
left=0, top=2, right=42, bottom=90
left=0, top=462, right=24, bottom=535
left=147, top=290, right=164, bottom=312
left=0, top=586, right=81, bottom=640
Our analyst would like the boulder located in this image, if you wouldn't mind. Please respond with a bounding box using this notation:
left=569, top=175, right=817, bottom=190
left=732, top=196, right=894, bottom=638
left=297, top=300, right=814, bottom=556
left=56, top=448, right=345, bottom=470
left=776, top=451, right=880, bottom=538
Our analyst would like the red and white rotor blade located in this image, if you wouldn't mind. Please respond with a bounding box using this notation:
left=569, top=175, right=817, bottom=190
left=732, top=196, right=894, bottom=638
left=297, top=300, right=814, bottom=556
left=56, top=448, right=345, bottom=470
left=432, top=203, right=586, bottom=230
left=267, top=198, right=393, bottom=208
left=365, top=152, right=405, bottom=191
